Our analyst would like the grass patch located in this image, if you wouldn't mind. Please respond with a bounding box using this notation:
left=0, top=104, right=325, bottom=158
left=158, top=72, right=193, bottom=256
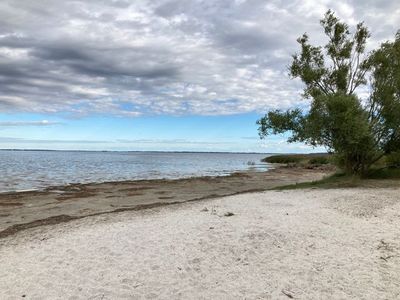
left=263, top=153, right=332, bottom=168
left=273, top=169, right=400, bottom=190
left=274, top=173, right=360, bottom=190
left=265, top=153, right=400, bottom=190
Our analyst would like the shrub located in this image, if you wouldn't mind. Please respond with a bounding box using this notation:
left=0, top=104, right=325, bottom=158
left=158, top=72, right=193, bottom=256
left=386, top=152, right=400, bottom=168
left=309, top=156, right=329, bottom=165
left=262, top=155, right=302, bottom=164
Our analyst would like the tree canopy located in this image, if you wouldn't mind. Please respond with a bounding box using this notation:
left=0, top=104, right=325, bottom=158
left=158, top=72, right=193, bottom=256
left=257, top=10, right=400, bottom=175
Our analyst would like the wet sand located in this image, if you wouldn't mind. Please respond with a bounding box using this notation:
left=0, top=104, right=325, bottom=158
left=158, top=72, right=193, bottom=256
left=0, top=167, right=328, bottom=238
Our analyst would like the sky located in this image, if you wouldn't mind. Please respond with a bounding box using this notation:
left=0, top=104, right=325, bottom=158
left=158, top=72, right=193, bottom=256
left=0, top=0, right=399, bottom=152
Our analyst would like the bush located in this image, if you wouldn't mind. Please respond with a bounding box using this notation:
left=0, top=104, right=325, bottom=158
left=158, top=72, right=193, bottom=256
left=386, top=152, right=400, bottom=168
left=309, top=157, right=329, bottom=165
left=262, top=155, right=302, bottom=164
left=262, top=154, right=332, bottom=167
left=366, top=167, right=400, bottom=179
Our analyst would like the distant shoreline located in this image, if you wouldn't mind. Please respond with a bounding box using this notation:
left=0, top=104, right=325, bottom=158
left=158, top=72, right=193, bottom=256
left=0, top=148, right=274, bottom=154
left=0, top=148, right=328, bottom=155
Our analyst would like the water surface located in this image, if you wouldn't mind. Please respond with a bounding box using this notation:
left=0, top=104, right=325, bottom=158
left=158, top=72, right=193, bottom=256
left=0, top=150, right=271, bottom=192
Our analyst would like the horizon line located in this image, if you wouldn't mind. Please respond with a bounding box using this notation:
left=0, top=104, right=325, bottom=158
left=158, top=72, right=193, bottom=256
left=0, top=148, right=326, bottom=155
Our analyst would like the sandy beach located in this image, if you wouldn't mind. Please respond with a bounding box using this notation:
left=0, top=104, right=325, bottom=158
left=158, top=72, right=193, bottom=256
left=0, top=167, right=328, bottom=238
left=1, top=0, right=399, bottom=298
left=1, top=186, right=400, bottom=299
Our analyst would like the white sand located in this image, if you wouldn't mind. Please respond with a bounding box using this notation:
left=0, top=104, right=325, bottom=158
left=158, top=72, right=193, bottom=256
left=1, top=188, right=400, bottom=299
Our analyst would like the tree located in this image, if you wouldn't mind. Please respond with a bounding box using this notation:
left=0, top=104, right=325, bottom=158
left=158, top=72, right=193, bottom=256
left=257, top=10, right=400, bottom=175
left=368, top=32, right=400, bottom=154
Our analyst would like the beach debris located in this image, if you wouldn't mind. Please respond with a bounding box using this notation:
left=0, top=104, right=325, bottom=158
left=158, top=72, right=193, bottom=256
left=281, top=289, right=294, bottom=298
left=380, top=255, right=394, bottom=262
left=377, top=239, right=392, bottom=251
left=224, top=212, right=235, bottom=217
left=49, top=190, right=66, bottom=194
left=209, top=226, right=214, bottom=230
left=200, top=207, right=209, bottom=212
left=377, top=239, right=396, bottom=262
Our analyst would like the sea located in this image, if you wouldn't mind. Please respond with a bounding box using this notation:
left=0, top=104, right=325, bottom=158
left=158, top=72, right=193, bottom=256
left=0, top=150, right=271, bottom=192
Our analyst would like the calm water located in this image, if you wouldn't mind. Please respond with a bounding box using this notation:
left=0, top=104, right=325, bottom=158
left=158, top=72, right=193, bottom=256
left=0, top=150, right=271, bottom=192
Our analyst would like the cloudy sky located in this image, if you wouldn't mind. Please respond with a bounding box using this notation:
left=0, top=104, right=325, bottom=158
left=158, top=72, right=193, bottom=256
left=0, top=0, right=398, bottom=152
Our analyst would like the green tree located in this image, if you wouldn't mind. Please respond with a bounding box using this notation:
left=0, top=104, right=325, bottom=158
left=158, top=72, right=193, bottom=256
left=257, top=10, right=400, bottom=175
left=368, top=32, right=400, bottom=154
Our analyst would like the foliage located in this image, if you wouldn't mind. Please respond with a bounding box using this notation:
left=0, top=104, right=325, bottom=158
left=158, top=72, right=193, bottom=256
left=366, top=167, right=400, bottom=179
left=309, top=156, right=329, bottom=165
left=386, top=152, right=400, bottom=168
left=274, top=168, right=400, bottom=190
left=273, top=173, right=362, bottom=190
left=264, top=152, right=396, bottom=169
left=257, top=10, right=400, bottom=175
left=368, top=32, right=400, bottom=154
left=262, top=153, right=331, bottom=167
left=308, top=93, right=378, bottom=173
left=262, top=154, right=303, bottom=164
left=289, top=10, right=370, bottom=98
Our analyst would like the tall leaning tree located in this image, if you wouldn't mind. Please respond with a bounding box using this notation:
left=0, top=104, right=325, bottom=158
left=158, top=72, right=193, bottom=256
left=257, top=10, right=400, bottom=175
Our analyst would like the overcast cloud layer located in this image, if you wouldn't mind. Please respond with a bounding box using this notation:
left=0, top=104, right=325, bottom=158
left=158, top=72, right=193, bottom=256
left=0, top=0, right=399, bottom=117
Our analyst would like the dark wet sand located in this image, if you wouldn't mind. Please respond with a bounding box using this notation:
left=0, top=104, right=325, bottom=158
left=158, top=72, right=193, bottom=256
left=0, top=167, right=329, bottom=238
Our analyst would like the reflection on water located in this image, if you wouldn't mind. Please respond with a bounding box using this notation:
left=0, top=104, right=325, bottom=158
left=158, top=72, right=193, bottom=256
left=0, top=150, right=271, bottom=192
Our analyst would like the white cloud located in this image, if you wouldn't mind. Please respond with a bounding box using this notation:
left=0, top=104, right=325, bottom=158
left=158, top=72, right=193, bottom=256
left=0, top=120, right=61, bottom=126
left=0, top=0, right=398, bottom=116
